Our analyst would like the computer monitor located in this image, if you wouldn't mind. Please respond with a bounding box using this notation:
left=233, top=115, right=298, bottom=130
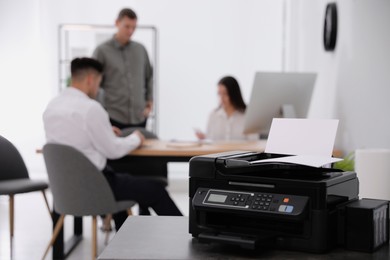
left=243, top=72, right=317, bottom=135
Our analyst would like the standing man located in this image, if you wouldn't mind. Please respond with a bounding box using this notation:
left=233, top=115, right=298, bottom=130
left=93, top=8, right=153, bottom=129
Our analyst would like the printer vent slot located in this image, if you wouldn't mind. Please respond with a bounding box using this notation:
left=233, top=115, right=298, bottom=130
left=228, top=181, right=275, bottom=189
left=203, top=212, right=306, bottom=237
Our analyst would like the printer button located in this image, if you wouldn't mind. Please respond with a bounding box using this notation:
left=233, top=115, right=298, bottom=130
left=233, top=201, right=239, bottom=205
left=263, top=206, right=268, bottom=210
left=279, top=205, right=287, bottom=212
left=268, top=194, right=273, bottom=198
left=255, top=198, right=260, bottom=201
left=254, top=201, right=259, bottom=205
left=259, top=202, right=264, bottom=206
left=237, top=194, right=242, bottom=198
left=265, top=202, right=270, bottom=206
left=266, top=198, right=271, bottom=202
left=285, top=206, right=294, bottom=213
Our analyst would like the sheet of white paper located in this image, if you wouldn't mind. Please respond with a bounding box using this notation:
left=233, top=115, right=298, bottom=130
left=250, top=155, right=343, bottom=168
left=265, top=118, right=339, bottom=157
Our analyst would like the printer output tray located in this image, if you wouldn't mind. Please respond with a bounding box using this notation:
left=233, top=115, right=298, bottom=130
left=215, top=152, right=342, bottom=177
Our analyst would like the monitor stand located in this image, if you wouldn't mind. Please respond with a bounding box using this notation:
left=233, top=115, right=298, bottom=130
left=260, top=104, right=297, bottom=139
left=281, top=104, right=297, bottom=118
left=260, top=104, right=297, bottom=140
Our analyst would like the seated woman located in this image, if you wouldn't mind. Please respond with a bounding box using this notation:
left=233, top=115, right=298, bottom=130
left=195, top=76, right=258, bottom=141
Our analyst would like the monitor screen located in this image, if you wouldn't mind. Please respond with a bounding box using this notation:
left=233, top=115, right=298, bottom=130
left=243, top=72, right=317, bottom=135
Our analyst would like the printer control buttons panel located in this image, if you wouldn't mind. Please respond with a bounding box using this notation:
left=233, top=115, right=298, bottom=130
left=195, top=188, right=308, bottom=216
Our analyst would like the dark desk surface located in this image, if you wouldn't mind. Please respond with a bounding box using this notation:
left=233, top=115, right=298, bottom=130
left=98, top=216, right=390, bottom=260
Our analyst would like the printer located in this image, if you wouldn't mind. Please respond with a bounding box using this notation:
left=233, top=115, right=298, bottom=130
left=189, top=151, right=360, bottom=253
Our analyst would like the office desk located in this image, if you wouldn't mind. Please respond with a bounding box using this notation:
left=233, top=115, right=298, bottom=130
left=130, top=139, right=266, bottom=156
left=98, top=216, right=390, bottom=260
left=107, top=140, right=266, bottom=178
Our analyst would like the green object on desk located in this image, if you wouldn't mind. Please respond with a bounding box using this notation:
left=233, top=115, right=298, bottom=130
left=333, top=152, right=355, bottom=171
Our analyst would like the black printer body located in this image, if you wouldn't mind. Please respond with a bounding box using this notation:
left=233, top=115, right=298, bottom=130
left=189, top=151, right=359, bottom=253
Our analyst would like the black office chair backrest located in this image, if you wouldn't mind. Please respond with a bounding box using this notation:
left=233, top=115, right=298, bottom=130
left=43, top=143, right=119, bottom=216
left=0, top=135, right=30, bottom=181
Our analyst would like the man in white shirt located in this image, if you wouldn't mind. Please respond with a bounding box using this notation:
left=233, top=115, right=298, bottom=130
left=43, top=57, right=181, bottom=230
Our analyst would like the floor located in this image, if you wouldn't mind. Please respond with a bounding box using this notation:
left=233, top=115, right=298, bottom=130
left=0, top=178, right=189, bottom=260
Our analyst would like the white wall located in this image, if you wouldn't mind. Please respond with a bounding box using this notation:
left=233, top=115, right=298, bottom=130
left=286, top=0, right=390, bottom=153
left=4, top=0, right=388, bottom=178
left=0, top=0, right=51, bottom=178
left=0, top=0, right=284, bottom=177
left=42, top=0, right=284, bottom=139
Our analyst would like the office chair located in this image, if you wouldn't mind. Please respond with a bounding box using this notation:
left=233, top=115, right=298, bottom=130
left=0, top=135, right=51, bottom=244
left=42, top=143, right=136, bottom=260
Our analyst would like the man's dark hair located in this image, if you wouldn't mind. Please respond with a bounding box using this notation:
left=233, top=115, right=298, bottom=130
left=218, top=76, right=247, bottom=112
left=71, top=57, right=103, bottom=78
left=117, top=8, right=137, bottom=20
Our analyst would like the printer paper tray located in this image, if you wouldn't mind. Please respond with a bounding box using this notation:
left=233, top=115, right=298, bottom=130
left=198, top=232, right=275, bottom=250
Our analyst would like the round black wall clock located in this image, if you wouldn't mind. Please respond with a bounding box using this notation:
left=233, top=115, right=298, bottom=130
left=323, top=3, right=338, bottom=51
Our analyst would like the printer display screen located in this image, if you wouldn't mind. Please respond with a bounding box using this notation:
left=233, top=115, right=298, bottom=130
left=208, top=194, right=228, bottom=203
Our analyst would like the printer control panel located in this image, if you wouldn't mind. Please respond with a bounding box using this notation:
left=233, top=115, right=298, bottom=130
left=193, top=188, right=308, bottom=216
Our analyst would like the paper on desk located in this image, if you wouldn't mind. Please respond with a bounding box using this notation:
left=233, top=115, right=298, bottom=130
left=252, top=118, right=341, bottom=168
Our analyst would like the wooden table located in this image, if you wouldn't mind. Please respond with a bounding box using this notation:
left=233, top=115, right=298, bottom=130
left=130, top=139, right=266, bottom=156
left=98, top=216, right=390, bottom=260
left=37, top=139, right=342, bottom=158
left=111, top=139, right=341, bottom=177
left=108, top=140, right=266, bottom=178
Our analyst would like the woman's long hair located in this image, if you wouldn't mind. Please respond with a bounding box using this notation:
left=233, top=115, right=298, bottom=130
left=218, top=76, right=247, bottom=112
